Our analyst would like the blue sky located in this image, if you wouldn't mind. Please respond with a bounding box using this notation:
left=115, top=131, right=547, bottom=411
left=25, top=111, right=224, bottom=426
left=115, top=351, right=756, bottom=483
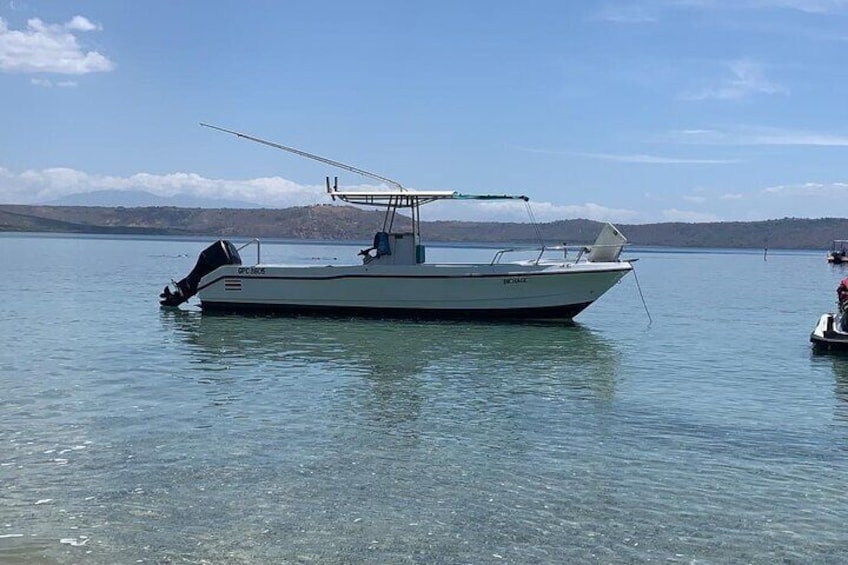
left=2, top=0, right=848, bottom=224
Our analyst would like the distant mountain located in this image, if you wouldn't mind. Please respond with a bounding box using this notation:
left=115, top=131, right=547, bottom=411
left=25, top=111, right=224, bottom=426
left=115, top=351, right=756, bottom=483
left=1, top=203, right=846, bottom=250
left=42, top=189, right=259, bottom=209
left=0, top=203, right=393, bottom=240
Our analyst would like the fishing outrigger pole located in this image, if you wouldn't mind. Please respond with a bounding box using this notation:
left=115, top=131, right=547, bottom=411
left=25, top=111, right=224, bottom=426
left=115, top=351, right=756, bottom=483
left=199, top=123, right=406, bottom=191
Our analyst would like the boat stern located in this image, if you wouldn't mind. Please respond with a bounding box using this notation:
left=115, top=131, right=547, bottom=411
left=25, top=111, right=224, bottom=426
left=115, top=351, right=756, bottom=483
left=160, top=240, right=242, bottom=307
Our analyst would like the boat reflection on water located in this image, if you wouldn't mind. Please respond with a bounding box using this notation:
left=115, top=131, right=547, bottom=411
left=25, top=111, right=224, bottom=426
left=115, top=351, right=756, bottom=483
left=824, top=355, right=848, bottom=423
left=159, top=309, right=623, bottom=428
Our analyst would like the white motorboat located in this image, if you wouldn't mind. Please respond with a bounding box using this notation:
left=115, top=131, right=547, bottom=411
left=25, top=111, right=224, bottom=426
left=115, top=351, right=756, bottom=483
left=160, top=125, right=633, bottom=321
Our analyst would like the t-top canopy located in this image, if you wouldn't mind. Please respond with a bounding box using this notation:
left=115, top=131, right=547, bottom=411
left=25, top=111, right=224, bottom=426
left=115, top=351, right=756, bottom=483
left=200, top=123, right=531, bottom=207
left=328, top=187, right=529, bottom=207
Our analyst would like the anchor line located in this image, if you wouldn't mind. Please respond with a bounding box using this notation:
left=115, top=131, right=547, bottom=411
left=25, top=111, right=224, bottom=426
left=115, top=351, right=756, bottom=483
left=631, top=263, right=652, bottom=326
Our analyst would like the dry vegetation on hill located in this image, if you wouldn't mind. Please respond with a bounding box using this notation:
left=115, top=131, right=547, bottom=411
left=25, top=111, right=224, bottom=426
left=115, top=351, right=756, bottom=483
left=2, top=203, right=846, bottom=249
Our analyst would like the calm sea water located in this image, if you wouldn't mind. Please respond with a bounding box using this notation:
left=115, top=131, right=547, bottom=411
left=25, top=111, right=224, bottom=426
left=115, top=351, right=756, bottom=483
left=1, top=233, right=847, bottom=564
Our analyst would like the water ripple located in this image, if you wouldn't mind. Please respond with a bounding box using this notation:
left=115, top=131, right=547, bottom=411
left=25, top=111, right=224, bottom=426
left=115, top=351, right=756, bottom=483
left=2, top=238, right=848, bottom=563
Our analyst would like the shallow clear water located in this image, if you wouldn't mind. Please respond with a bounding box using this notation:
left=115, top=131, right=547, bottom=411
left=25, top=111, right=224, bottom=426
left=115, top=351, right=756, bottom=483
left=1, top=234, right=846, bottom=563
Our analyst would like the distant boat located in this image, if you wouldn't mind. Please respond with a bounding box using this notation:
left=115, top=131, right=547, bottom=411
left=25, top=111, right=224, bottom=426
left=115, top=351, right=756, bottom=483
left=159, top=125, right=633, bottom=321
left=810, top=277, right=848, bottom=351
left=827, top=240, right=848, bottom=264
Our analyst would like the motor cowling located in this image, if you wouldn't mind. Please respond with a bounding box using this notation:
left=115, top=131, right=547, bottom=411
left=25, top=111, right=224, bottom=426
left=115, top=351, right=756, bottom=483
left=160, top=240, right=242, bottom=307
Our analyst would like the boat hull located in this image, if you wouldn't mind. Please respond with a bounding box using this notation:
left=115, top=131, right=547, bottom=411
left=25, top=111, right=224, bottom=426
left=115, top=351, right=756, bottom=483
left=196, top=262, right=632, bottom=321
left=200, top=299, right=595, bottom=320
left=810, top=313, right=848, bottom=351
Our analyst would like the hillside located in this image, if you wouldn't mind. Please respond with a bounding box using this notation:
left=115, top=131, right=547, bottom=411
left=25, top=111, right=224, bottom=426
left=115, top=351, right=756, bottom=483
left=1, top=203, right=846, bottom=250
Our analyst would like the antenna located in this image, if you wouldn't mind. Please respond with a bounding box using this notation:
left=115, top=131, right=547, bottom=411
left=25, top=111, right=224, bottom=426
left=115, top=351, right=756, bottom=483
left=200, top=123, right=405, bottom=191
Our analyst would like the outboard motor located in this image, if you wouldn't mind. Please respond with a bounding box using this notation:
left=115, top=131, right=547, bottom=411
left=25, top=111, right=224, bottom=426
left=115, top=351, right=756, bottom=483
left=160, top=240, right=242, bottom=307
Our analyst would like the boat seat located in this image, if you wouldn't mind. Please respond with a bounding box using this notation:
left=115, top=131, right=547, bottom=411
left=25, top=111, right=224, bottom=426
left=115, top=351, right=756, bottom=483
left=359, top=231, right=392, bottom=261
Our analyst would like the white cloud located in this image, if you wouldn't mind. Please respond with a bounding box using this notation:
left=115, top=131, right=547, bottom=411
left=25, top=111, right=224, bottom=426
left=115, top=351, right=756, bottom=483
left=657, top=0, right=848, bottom=14
left=744, top=130, right=848, bottom=146
left=660, top=208, right=721, bottom=222
left=669, top=126, right=848, bottom=146
left=757, top=0, right=848, bottom=14
left=0, top=15, right=114, bottom=75
left=572, top=151, right=740, bottom=164
left=761, top=181, right=848, bottom=195
left=688, top=181, right=848, bottom=220
left=682, top=58, right=787, bottom=101
left=29, top=77, right=78, bottom=87
left=517, top=146, right=738, bottom=164
left=65, top=16, right=99, bottom=32
left=0, top=167, right=328, bottom=208
left=0, top=165, right=646, bottom=224
left=8, top=165, right=848, bottom=225
left=530, top=201, right=641, bottom=223
left=426, top=199, right=640, bottom=223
